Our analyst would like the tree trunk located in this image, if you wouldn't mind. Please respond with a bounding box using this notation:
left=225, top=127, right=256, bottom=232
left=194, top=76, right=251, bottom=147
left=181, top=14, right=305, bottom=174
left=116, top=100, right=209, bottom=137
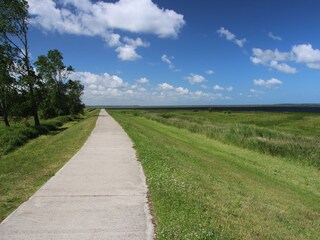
left=33, top=104, right=40, bottom=126
left=3, top=109, right=10, bottom=127
left=29, top=83, right=40, bottom=126
left=0, top=99, right=10, bottom=127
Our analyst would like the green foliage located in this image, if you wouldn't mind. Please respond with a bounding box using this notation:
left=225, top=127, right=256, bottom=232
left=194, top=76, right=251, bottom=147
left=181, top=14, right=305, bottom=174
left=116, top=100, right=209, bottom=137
left=0, top=0, right=41, bottom=126
left=110, top=110, right=320, bottom=240
left=1, top=3, right=83, bottom=127
left=35, top=49, right=84, bottom=118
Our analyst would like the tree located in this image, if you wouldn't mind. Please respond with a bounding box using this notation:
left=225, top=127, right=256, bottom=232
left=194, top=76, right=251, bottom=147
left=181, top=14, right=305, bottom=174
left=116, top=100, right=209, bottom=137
left=0, top=45, right=15, bottom=127
left=66, top=79, right=85, bottom=115
left=0, top=0, right=41, bottom=126
left=35, top=49, right=84, bottom=118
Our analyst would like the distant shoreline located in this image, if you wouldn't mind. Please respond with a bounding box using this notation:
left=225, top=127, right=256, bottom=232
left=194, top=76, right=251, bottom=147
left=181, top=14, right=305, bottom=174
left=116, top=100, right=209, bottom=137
left=87, top=104, right=320, bottom=113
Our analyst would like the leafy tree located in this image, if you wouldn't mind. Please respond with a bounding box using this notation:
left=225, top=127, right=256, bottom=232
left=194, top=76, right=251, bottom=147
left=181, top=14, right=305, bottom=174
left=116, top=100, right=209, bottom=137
left=35, top=49, right=84, bottom=118
left=0, top=0, right=41, bottom=126
left=66, top=79, right=85, bottom=115
left=0, top=45, right=16, bottom=127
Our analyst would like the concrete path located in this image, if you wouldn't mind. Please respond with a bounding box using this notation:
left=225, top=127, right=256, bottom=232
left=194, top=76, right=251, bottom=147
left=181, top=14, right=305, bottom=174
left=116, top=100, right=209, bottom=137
left=0, top=109, right=154, bottom=240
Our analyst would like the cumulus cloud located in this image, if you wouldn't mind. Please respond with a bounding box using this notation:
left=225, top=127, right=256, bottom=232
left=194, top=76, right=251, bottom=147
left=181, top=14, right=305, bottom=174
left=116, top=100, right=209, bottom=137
left=161, top=54, right=175, bottom=69
left=185, top=74, right=206, bottom=84
left=137, top=77, right=149, bottom=84
left=28, top=0, right=185, bottom=38
left=206, top=70, right=214, bottom=75
left=174, top=87, right=188, bottom=95
left=115, top=37, right=149, bottom=61
left=105, top=33, right=122, bottom=47
left=251, top=43, right=320, bottom=72
left=251, top=48, right=291, bottom=64
left=157, top=83, right=229, bottom=102
left=292, top=44, right=320, bottom=64
left=28, top=0, right=185, bottom=60
left=71, top=71, right=231, bottom=105
left=71, top=71, right=128, bottom=88
left=270, top=60, right=297, bottom=73
left=217, top=27, right=246, bottom=47
left=158, top=82, right=174, bottom=90
left=250, top=48, right=297, bottom=73
left=253, top=78, right=283, bottom=88
left=268, top=32, right=282, bottom=41
left=213, top=85, right=224, bottom=91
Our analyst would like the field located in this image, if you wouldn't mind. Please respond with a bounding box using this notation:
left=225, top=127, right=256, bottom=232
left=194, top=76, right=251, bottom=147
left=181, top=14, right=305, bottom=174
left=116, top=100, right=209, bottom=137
left=109, top=110, right=320, bottom=240
left=0, top=109, right=99, bottom=221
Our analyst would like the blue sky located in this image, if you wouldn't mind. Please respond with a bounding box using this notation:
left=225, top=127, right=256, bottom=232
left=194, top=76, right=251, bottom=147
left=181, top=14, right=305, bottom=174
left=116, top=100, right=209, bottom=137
left=27, top=0, right=320, bottom=105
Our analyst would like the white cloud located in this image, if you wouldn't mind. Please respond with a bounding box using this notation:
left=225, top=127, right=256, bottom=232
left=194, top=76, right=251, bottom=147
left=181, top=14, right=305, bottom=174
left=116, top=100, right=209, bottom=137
left=206, top=70, right=214, bottom=75
left=28, top=0, right=185, bottom=38
left=250, top=48, right=297, bottom=73
left=226, top=86, right=234, bottom=92
left=251, top=44, right=320, bottom=72
left=158, top=82, right=174, bottom=90
left=268, top=32, right=282, bottom=41
left=175, top=87, right=189, bottom=95
left=213, top=85, right=224, bottom=91
left=71, top=71, right=127, bottom=88
left=292, top=44, right=320, bottom=64
left=138, top=87, right=146, bottom=92
left=251, top=48, right=291, bottom=64
left=71, top=71, right=231, bottom=105
left=185, top=73, right=206, bottom=84
left=137, top=77, right=149, bottom=84
left=116, top=45, right=141, bottom=61
left=161, top=54, right=175, bottom=69
left=270, top=61, right=297, bottom=74
left=106, top=33, right=121, bottom=47
left=250, top=88, right=257, bottom=93
left=115, top=37, right=149, bottom=61
left=217, top=27, right=246, bottom=47
left=88, top=84, right=97, bottom=90
left=306, top=63, right=320, bottom=69
left=28, top=0, right=185, bottom=60
left=253, top=78, right=283, bottom=88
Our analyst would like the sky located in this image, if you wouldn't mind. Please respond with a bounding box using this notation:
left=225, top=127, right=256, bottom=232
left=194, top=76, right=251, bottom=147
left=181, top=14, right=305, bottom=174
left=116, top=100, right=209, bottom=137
left=27, top=0, right=320, bottom=105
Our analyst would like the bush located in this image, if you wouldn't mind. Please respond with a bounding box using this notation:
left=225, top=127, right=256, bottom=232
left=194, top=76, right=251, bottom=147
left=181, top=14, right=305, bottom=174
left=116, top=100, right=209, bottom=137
left=0, top=127, right=39, bottom=154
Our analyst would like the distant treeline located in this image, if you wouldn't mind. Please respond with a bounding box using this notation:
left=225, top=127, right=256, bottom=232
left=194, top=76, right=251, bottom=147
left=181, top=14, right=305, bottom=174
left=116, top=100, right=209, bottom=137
left=93, top=105, right=320, bottom=113
left=0, top=0, right=84, bottom=127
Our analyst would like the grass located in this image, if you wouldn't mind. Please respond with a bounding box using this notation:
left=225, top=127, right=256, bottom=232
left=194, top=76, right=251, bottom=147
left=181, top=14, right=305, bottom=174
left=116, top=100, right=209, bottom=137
left=109, top=110, right=320, bottom=240
left=131, top=110, right=320, bottom=168
left=0, top=114, right=85, bottom=155
left=0, top=109, right=99, bottom=221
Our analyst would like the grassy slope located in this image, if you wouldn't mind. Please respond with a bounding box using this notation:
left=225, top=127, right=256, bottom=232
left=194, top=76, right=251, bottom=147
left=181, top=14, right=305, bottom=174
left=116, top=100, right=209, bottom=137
left=0, top=109, right=99, bottom=221
left=110, top=111, right=320, bottom=240
left=133, top=110, right=320, bottom=167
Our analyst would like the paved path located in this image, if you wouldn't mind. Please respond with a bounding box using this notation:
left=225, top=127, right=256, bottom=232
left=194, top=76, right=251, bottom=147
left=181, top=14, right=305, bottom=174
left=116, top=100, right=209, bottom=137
left=0, top=109, right=154, bottom=240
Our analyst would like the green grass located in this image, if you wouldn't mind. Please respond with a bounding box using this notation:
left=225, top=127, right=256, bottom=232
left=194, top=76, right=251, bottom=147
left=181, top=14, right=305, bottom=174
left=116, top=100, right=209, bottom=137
left=0, top=109, right=99, bottom=221
left=0, top=114, right=85, bottom=156
left=109, top=110, right=320, bottom=240
left=131, top=110, right=320, bottom=168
